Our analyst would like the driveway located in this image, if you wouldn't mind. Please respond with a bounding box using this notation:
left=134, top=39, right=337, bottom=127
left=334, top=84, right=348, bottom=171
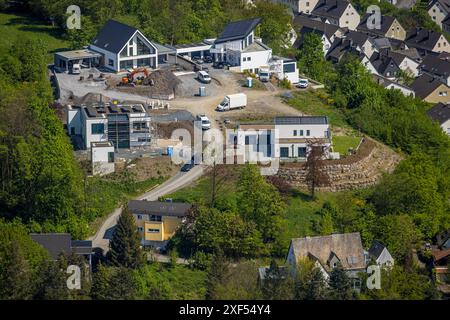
left=89, top=165, right=205, bottom=253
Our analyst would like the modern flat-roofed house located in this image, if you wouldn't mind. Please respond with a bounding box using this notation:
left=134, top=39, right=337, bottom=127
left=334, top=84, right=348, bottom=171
left=427, top=0, right=450, bottom=30
left=30, top=233, right=93, bottom=266
left=311, top=0, right=361, bottom=31
left=89, top=20, right=175, bottom=72
left=269, top=56, right=300, bottom=84
left=357, top=14, right=406, bottom=41
left=411, top=74, right=450, bottom=104
left=286, top=233, right=366, bottom=285
left=228, top=116, right=331, bottom=163
left=128, top=200, right=192, bottom=248
left=293, top=14, right=343, bottom=55
left=427, top=102, right=450, bottom=135
left=420, top=55, right=450, bottom=86
left=91, top=141, right=115, bottom=176
left=405, top=28, right=450, bottom=54
left=67, top=103, right=152, bottom=150
left=212, top=18, right=272, bottom=74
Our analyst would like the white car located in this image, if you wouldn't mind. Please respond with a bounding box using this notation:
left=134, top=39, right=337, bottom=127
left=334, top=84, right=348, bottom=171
left=196, top=114, right=211, bottom=130
left=71, top=63, right=81, bottom=75
left=296, top=79, right=309, bottom=89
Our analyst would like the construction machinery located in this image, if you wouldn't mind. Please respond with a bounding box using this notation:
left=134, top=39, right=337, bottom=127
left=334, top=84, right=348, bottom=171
left=119, top=68, right=150, bottom=86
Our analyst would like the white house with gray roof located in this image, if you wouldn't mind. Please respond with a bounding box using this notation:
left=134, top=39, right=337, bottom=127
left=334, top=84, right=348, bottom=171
left=89, top=20, right=175, bottom=72
left=311, top=0, right=361, bottom=30
left=367, top=240, right=395, bottom=268
left=211, top=18, right=273, bottom=74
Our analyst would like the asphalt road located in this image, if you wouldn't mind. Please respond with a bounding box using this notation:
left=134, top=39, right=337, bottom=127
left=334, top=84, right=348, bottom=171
left=89, top=165, right=205, bottom=253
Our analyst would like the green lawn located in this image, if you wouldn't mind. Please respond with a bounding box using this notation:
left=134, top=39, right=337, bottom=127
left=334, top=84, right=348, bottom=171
left=286, top=90, right=349, bottom=129
left=332, top=135, right=362, bottom=156
left=0, top=12, right=69, bottom=62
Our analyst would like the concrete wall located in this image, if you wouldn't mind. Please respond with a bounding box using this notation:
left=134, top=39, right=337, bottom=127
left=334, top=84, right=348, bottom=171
left=91, top=145, right=115, bottom=176
left=84, top=118, right=109, bottom=148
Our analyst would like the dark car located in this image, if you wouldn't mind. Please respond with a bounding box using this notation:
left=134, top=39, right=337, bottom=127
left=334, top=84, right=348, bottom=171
left=204, top=56, right=213, bottom=63
left=213, top=61, right=224, bottom=69
left=181, top=162, right=195, bottom=172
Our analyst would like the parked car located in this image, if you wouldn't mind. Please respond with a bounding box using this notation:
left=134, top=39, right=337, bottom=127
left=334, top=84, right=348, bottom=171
left=204, top=56, right=213, bottom=63
left=194, top=58, right=204, bottom=64
left=213, top=61, right=224, bottom=69
left=196, top=114, right=211, bottom=130
left=296, top=79, right=309, bottom=89
left=197, top=71, right=211, bottom=84
left=181, top=161, right=195, bottom=172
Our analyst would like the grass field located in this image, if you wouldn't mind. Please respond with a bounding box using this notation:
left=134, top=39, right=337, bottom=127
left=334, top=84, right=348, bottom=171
left=0, top=12, right=69, bottom=62
left=287, top=90, right=349, bottom=129
left=332, top=135, right=362, bottom=155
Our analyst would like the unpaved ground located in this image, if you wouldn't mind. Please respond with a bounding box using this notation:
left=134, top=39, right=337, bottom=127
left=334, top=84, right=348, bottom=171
left=115, top=156, right=180, bottom=182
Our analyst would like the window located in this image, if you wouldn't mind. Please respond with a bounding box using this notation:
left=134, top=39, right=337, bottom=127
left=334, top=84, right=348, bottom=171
left=283, top=62, right=296, bottom=73
left=150, top=215, right=162, bottom=222
left=298, top=147, right=307, bottom=158
left=306, top=130, right=310, bottom=136
left=137, top=37, right=152, bottom=55
left=108, top=152, right=114, bottom=163
left=138, top=227, right=143, bottom=232
left=91, top=123, right=105, bottom=134
left=138, top=137, right=151, bottom=142
left=243, top=57, right=247, bottom=62
left=108, top=59, right=114, bottom=67
left=147, top=229, right=160, bottom=233
left=306, top=2, right=309, bottom=6
left=280, top=147, right=289, bottom=158
left=293, top=130, right=297, bottom=136
left=300, top=130, right=304, bottom=136
left=247, top=57, right=251, bottom=61
left=439, top=91, right=448, bottom=96
left=245, top=136, right=250, bottom=145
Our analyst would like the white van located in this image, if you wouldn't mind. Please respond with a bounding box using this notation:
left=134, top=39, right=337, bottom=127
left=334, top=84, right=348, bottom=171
left=71, top=64, right=81, bottom=75
left=216, top=93, right=247, bottom=112
left=197, top=71, right=211, bottom=84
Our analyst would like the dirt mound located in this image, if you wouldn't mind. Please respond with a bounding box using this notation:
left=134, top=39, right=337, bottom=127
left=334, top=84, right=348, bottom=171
left=74, top=93, right=111, bottom=105
left=146, top=69, right=181, bottom=94
left=155, top=121, right=194, bottom=141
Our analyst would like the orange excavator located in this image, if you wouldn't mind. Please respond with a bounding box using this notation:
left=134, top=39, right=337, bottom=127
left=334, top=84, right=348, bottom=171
left=120, top=68, right=150, bottom=85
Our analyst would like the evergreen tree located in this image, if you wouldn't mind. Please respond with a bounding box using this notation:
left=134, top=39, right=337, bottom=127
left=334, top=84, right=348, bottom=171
left=329, top=265, right=353, bottom=300
left=108, top=205, right=144, bottom=269
left=0, top=241, right=33, bottom=299
left=108, top=267, right=137, bottom=300
left=261, top=260, right=294, bottom=300
left=294, top=258, right=328, bottom=300
left=205, top=249, right=228, bottom=300
left=34, top=259, right=69, bottom=300
left=91, top=263, right=111, bottom=300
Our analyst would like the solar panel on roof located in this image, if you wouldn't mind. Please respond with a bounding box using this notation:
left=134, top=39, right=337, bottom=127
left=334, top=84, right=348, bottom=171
left=85, top=106, right=97, bottom=117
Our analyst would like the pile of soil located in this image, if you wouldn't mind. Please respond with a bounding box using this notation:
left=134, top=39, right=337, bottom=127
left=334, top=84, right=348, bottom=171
left=73, top=93, right=112, bottom=105
left=154, top=121, right=194, bottom=141
left=110, top=69, right=181, bottom=96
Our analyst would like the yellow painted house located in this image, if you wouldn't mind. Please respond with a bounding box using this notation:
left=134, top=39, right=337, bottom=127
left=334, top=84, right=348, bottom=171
left=128, top=200, right=192, bottom=247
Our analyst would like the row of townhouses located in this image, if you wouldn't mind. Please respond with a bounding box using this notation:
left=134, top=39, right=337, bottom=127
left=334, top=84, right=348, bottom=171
left=290, top=0, right=450, bottom=136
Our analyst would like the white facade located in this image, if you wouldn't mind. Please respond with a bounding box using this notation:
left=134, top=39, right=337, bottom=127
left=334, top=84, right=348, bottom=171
left=229, top=117, right=331, bottom=162
left=428, top=1, right=449, bottom=30
left=339, top=4, right=361, bottom=30
left=374, top=247, right=395, bottom=268
left=442, top=118, right=450, bottom=135
left=398, top=56, right=420, bottom=77
left=90, top=30, right=158, bottom=72
left=270, top=57, right=300, bottom=84
left=91, top=142, right=115, bottom=176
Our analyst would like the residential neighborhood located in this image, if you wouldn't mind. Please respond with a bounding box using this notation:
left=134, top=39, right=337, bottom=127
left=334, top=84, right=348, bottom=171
left=0, top=0, right=449, bottom=309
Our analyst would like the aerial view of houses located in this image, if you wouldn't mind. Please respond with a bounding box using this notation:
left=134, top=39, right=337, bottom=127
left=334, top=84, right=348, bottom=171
left=0, top=0, right=449, bottom=311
